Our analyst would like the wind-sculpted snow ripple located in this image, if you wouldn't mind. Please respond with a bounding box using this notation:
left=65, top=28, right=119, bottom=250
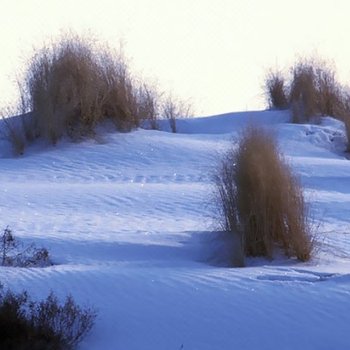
left=1, top=113, right=350, bottom=350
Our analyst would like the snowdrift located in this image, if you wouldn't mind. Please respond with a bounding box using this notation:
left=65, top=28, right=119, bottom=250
left=0, top=110, right=349, bottom=349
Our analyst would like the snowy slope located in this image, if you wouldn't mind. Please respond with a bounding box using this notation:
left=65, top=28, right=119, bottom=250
left=1, top=110, right=350, bottom=349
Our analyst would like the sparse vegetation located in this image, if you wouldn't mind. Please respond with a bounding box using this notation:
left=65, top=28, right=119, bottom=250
left=215, top=126, right=313, bottom=265
left=17, top=33, right=143, bottom=144
left=0, top=227, right=51, bottom=267
left=265, top=57, right=350, bottom=125
left=0, top=32, right=196, bottom=154
left=162, top=95, right=192, bottom=133
left=289, top=59, right=319, bottom=123
left=137, top=83, right=161, bottom=130
left=0, top=107, right=26, bottom=155
left=0, top=285, right=96, bottom=350
left=264, top=69, right=288, bottom=110
left=341, top=93, right=350, bottom=151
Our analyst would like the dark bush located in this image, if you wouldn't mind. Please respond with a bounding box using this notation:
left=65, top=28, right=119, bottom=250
left=338, top=91, right=350, bottom=151
left=0, top=227, right=52, bottom=267
left=162, top=95, right=192, bottom=133
left=137, top=83, right=160, bottom=130
left=0, top=107, right=26, bottom=155
left=264, top=70, right=289, bottom=110
left=0, top=286, right=96, bottom=350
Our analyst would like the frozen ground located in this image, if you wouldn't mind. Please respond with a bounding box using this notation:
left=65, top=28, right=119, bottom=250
left=0, top=110, right=350, bottom=349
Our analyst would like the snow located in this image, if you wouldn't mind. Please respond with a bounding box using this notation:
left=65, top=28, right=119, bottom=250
left=1, top=110, right=350, bottom=349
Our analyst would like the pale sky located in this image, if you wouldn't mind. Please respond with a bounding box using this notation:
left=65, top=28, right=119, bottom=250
left=1, top=0, right=350, bottom=115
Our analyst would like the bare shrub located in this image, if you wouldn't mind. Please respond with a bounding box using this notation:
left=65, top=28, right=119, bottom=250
left=0, top=227, right=52, bottom=267
left=0, top=285, right=96, bottom=350
left=0, top=107, right=26, bottom=155
left=264, top=69, right=288, bottom=110
left=339, top=91, right=350, bottom=151
left=136, top=83, right=161, bottom=130
left=345, top=119, right=350, bottom=152
left=18, top=33, right=141, bottom=144
left=215, top=126, right=313, bottom=263
left=162, top=95, right=192, bottom=133
left=315, top=63, right=342, bottom=117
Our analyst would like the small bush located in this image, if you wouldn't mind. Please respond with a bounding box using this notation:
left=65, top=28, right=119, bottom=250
left=264, top=70, right=289, bottom=110
left=0, top=108, right=26, bottom=155
left=215, top=126, right=313, bottom=264
left=137, top=83, right=161, bottom=130
left=97, top=50, right=140, bottom=131
left=315, top=63, right=343, bottom=117
left=162, top=95, right=192, bottom=133
left=345, top=122, right=350, bottom=151
left=343, top=117, right=350, bottom=151
left=337, top=91, right=350, bottom=150
left=326, top=87, right=350, bottom=149
left=0, top=227, right=52, bottom=267
left=0, top=285, right=96, bottom=350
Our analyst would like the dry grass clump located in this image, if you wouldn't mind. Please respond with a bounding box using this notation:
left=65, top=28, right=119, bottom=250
left=2, top=32, right=196, bottom=154
left=0, top=286, right=96, bottom=350
left=314, top=63, right=343, bottom=117
left=97, top=51, right=140, bottom=131
left=264, top=69, right=289, bottom=110
left=18, top=33, right=143, bottom=145
left=289, top=59, right=319, bottom=123
left=288, top=59, right=350, bottom=150
left=215, top=126, right=313, bottom=264
left=265, top=57, right=349, bottom=124
left=289, top=58, right=345, bottom=123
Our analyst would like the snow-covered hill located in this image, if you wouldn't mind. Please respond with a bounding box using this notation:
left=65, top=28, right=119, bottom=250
left=1, top=110, right=350, bottom=349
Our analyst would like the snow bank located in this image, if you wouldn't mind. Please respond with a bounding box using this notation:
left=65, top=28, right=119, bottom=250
left=0, top=110, right=349, bottom=349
